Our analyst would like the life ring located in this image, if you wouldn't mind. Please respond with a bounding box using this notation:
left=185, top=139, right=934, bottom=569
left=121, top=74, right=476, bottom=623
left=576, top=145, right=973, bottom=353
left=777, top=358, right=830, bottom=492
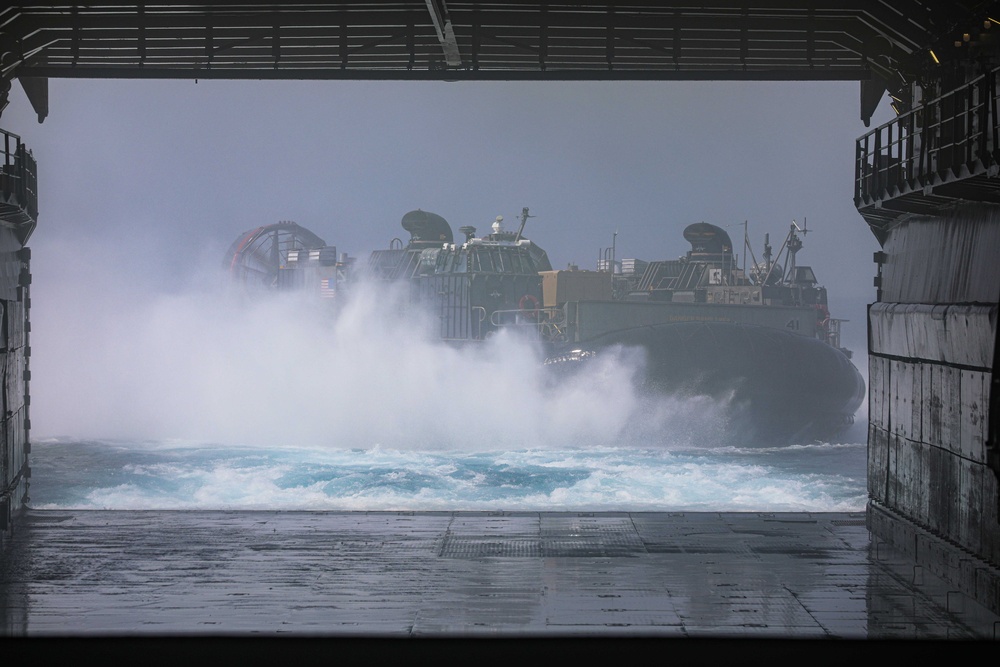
left=519, top=294, right=540, bottom=320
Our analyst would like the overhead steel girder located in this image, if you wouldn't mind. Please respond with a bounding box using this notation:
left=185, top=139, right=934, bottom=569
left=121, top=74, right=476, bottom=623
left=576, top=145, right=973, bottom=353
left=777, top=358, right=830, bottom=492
left=1, top=1, right=999, bottom=123
left=0, top=2, right=936, bottom=74
left=424, top=0, right=462, bottom=66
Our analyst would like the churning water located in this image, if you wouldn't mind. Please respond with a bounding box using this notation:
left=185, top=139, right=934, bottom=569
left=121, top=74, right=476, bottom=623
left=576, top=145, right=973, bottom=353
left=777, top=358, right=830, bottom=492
left=28, top=438, right=866, bottom=512
left=28, top=280, right=868, bottom=512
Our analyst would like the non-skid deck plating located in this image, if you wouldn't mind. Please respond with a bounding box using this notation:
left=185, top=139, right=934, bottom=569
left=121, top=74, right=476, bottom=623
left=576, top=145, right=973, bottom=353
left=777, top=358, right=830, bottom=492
left=0, top=510, right=997, bottom=641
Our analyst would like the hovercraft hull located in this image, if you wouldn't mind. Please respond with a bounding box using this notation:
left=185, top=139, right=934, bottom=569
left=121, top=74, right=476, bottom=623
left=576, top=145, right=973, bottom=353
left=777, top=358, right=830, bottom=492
left=546, top=321, right=866, bottom=445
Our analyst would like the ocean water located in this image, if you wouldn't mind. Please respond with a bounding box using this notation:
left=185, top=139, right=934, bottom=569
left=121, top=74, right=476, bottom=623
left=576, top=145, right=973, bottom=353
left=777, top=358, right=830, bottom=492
left=28, top=283, right=868, bottom=513
left=27, top=438, right=867, bottom=512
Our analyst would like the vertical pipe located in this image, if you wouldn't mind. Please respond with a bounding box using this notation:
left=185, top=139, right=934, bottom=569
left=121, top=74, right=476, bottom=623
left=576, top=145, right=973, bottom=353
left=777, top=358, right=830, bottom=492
left=920, top=99, right=929, bottom=184
left=855, top=135, right=863, bottom=203
left=884, top=120, right=899, bottom=194
left=991, top=68, right=1000, bottom=165
left=903, top=111, right=914, bottom=187
left=873, top=127, right=882, bottom=199
left=966, top=81, right=975, bottom=167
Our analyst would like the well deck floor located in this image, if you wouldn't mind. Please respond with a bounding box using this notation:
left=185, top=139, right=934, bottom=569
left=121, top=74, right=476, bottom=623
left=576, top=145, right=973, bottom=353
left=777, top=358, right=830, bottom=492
left=1, top=510, right=996, bottom=658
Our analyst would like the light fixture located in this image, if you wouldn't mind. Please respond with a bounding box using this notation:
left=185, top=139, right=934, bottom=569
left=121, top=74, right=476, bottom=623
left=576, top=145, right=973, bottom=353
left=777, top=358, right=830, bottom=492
left=964, top=33, right=971, bottom=42
left=930, top=49, right=940, bottom=63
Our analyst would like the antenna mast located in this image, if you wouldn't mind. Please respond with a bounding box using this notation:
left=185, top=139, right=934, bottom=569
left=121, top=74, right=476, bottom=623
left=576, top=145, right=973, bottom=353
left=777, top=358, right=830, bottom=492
left=784, top=218, right=808, bottom=282
left=514, top=207, right=533, bottom=242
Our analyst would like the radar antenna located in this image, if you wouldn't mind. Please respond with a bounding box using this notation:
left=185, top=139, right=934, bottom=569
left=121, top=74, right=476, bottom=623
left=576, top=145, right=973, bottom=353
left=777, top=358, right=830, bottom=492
left=784, top=218, right=808, bottom=282
left=514, top=207, right=534, bottom=242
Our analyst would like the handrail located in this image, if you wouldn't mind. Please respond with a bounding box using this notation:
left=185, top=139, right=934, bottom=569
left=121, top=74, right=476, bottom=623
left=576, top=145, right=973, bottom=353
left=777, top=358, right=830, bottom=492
left=0, top=128, right=38, bottom=224
left=855, top=68, right=1000, bottom=209
left=488, top=306, right=562, bottom=328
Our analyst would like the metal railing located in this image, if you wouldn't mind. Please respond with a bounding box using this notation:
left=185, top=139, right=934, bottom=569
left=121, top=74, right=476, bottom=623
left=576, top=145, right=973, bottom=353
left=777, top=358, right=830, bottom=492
left=855, top=67, right=1000, bottom=207
left=826, top=318, right=847, bottom=352
left=489, top=306, right=568, bottom=342
left=0, top=129, right=38, bottom=223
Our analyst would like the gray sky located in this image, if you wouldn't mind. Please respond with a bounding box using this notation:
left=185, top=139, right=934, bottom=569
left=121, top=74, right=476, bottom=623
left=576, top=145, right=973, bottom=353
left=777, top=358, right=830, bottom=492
left=3, top=76, right=892, bottom=363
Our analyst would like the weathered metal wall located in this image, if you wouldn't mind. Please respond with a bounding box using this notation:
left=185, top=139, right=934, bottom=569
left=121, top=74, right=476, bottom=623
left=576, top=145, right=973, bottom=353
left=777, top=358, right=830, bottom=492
left=877, top=207, right=1000, bottom=304
left=868, top=201, right=1000, bottom=614
left=0, top=228, right=29, bottom=548
left=0, top=128, right=33, bottom=550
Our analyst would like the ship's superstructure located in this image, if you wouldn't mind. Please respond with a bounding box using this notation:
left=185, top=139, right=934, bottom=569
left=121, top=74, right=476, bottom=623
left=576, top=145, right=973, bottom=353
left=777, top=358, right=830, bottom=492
left=622, top=222, right=836, bottom=341
left=541, top=221, right=850, bottom=357
left=365, top=208, right=551, bottom=341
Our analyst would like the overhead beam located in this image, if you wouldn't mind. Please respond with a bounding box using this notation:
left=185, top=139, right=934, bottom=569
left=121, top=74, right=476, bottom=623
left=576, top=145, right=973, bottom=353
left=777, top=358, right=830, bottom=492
left=14, top=66, right=870, bottom=82
left=1, top=1, right=997, bottom=124
left=17, top=75, right=47, bottom=123
left=424, top=0, right=462, bottom=67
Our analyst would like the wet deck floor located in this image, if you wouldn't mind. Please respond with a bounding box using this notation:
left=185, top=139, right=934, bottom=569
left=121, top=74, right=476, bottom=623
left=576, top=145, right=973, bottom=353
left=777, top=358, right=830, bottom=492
left=1, top=510, right=997, bottom=658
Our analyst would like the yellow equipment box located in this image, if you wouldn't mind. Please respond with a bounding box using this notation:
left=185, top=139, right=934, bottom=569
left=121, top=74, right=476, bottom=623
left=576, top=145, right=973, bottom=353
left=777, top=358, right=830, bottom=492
left=540, top=270, right=613, bottom=307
